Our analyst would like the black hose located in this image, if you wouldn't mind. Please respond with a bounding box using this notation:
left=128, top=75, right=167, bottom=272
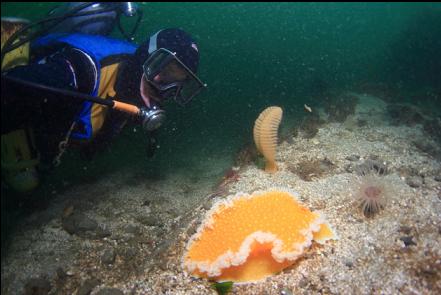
left=2, top=74, right=115, bottom=107
left=117, top=10, right=143, bottom=41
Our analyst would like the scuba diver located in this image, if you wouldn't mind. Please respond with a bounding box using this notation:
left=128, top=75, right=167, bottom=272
left=1, top=3, right=206, bottom=193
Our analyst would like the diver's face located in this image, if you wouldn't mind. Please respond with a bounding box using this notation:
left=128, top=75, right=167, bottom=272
left=140, top=60, right=188, bottom=108
left=140, top=74, right=161, bottom=108
left=153, top=61, right=188, bottom=84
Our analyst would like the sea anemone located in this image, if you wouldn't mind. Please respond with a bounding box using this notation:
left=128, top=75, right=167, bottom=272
left=354, top=160, right=389, bottom=217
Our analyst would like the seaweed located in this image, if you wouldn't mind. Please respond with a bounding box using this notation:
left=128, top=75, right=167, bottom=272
left=212, top=281, right=234, bottom=295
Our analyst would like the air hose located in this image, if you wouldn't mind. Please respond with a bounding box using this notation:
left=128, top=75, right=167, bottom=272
left=1, top=75, right=141, bottom=116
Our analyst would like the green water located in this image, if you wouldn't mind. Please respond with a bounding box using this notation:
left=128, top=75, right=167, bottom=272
left=1, top=2, right=440, bottom=194
left=2, top=4, right=441, bottom=292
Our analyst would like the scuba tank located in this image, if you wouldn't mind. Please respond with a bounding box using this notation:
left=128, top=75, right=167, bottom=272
left=44, top=3, right=140, bottom=37
left=1, top=17, right=30, bottom=70
left=45, top=3, right=119, bottom=36
left=1, top=2, right=142, bottom=64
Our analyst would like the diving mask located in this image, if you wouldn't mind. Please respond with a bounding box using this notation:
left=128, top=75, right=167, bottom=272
left=142, top=48, right=206, bottom=105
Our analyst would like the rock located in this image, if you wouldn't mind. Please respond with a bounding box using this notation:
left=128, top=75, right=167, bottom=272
left=137, top=215, right=158, bottom=226
left=187, top=225, right=197, bottom=236
left=97, top=227, right=112, bottom=239
left=56, top=267, right=67, bottom=280
left=77, top=278, right=100, bottom=295
left=344, top=260, right=354, bottom=268
left=344, top=163, right=355, bottom=173
left=298, top=277, right=308, bottom=288
left=62, top=212, right=110, bottom=239
left=290, top=158, right=335, bottom=181
left=124, top=224, right=139, bottom=234
left=152, top=240, right=173, bottom=269
left=285, top=135, right=295, bottom=144
left=357, top=119, right=368, bottom=127
left=203, top=201, right=212, bottom=210
left=406, top=176, right=423, bottom=188
left=324, top=92, right=359, bottom=123
left=101, top=248, right=116, bottom=265
left=62, top=212, right=97, bottom=234
left=346, top=155, right=360, bottom=161
left=23, top=278, right=51, bottom=295
left=387, top=103, right=425, bottom=126
left=96, top=288, right=124, bottom=295
left=118, top=246, right=138, bottom=261
left=299, top=112, right=324, bottom=138
left=398, top=226, right=412, bottom=235
left=399, top=236, right=417, bottom=247
left=413, top=141, right=436, bottom=154
left=423, top=118, right=441, bottom=143
left=115, top=234, right=133, bottom=243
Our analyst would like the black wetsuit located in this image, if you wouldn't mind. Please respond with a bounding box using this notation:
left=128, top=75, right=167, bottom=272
left=1, top=45, right=156, bottom=166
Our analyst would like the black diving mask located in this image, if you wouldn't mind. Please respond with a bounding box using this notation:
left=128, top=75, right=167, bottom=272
left=142, top=48, right=206, bottom=105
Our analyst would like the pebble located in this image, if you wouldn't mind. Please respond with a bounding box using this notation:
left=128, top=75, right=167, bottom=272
left=66, top=270, right=75, bottom=276
left=203, top=200, right=212, bottom=210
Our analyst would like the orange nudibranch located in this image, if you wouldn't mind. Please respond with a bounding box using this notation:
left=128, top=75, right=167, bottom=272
left=182, top=190, right=337, bottom=283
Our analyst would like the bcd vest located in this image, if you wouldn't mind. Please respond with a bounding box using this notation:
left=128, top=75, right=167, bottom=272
left=32, top=33, right=137, bottom=141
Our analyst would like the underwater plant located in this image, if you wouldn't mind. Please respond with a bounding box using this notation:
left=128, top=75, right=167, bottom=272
left=354, top=160, right=390, bottom=217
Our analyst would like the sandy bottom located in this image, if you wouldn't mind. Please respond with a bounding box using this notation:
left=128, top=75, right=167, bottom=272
left=1, top=93, right=440, bottom=294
